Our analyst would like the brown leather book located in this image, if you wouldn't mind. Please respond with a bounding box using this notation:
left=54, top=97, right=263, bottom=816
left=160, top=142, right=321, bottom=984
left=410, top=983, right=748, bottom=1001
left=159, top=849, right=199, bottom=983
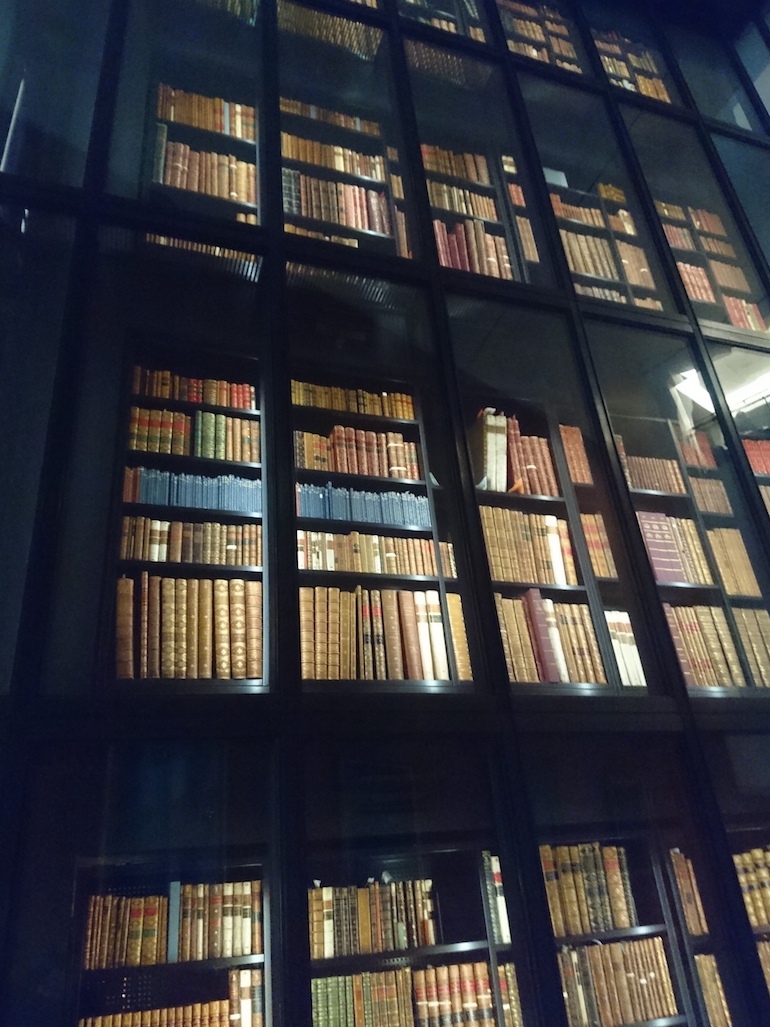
left=245, top=580, right=262, bottom=679
left=198, top=578, right=213, bottom=678
left=160, top=577, right=176, bottom=679
left=229, top=579, right=247, bottom=678
left=299, top=586, right=315, bottom=679
left=116, top=576, right=135, bottom=679
left=398, top=590, right=423, bottom=679
left=213, top=579, right=231, bottom=678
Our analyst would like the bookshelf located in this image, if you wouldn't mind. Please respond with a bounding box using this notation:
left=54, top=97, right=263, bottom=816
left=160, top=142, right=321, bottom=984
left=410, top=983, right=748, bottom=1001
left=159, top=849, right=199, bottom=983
left=539, top=836, right=687, bottom=1027
left=307, top=845, right=525, bottom=1027
left=72, top=853, right=265, bottom=1027
left=398, top=0, right=488, bottom=42
left=655, top=200, right=767, bottom=333
left=115, top=360, right=264, bottom=690
left=495, top=0, right=586, bottom=74
left=292, top=376, right=471, bottom=689
left=590, top=29, right=674, bottom=103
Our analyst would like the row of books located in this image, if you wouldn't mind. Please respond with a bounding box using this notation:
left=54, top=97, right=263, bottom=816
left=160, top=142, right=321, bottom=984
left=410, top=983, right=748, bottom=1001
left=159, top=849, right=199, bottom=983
left=116, top=575, right=263, bottom=680
left=616, top=241, right=656, bottom=290
left=427, top=180, right=499, bottom=221
left=558, top=936, right=678, bottom=1027
left=691, top=478, right=732, bottom=515
left=604, top=610, right=647, bottom=687
left=695, top=954, right=732, bottom=1027
left=294, top=483, right=431, bottom=527
left=619, top=449, right=686, bottom=494
left=663, top=223, right=695, bottom=250
left=599, top=56, right=671, bottom=103
left=132, top=367, right=257, bottom=410
left=701, top=236, right=737, bottom=258
left=124, top=468, right=263, bottom=514
left=420, top=145, right=490, bottom=184
left=677, top=428, right=717, bottom=468
left=506, top=29, right=582, bottom=74
left=708, top=526, right=761, bottom=596
left=290, top=381, right=415, bottom=420
left=280, top=96, right=380, bottom=137
left=550, top=194, right=605, bottom=229
left=494, top=590, right=606, bottom=685
left=298, top=586, right=471, bottom=681
left=308, top=879, right=435, bottom=959
left=538, top=842, right=638, bottom=939
left=559, top=228, right=620, bottom=283
left=636, top=511, right=713, bottom=586
left=742, top=438, right=770, bottom=475
left=735, top=607, right=770, bottom=686
left=669, top=848, right=708, bottom=936
left=724, top=296, right=766, bottom=332
left=678, top=261, right=717, bottom=304
left=128, top=408, right=260, bottom=463
left=282, top=170, right=392, bottom=236
left=480, top=508, right=578, bottom=586
left=581, top=513, right=618, bottom=579
left=507, top=180, right=526, bottom=207
left=432, top=219, right=515, bottom=280
left=710, top=259, right=751, bottom=294
left=296, top=530, right=455, bottom=578
left=573, top=283, right=628, bottom=304
left=281, top=132, right=386, bottom=181
left=293, top=428, right=420, bottom=480
left=120, top=517, right=263, bottom=568
left=144, top=235, right=260, bottom=276
left=664, top=602, right=745, bottom=688
left=733, top=847, right=770, bottom=927
left=154, top=130, right=257, bottom=207
left=83, top=881, right=263, bottom=968
left=156, top=84, right=257, bottom=142
left=468, top=410, right=562, bottom=496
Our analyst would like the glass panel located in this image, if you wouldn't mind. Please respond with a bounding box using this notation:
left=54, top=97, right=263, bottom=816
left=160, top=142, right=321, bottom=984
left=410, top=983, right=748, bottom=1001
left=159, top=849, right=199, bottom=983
left=588, top=321, right=770, bottom=691
left=625, top=109, right=770, bottom=335
left=522, top=732, right=750, bottom=1027
left=582, top=0, right=679, bottom=105
left=666, top=24, right=764, bottom=133
left=0, top=0, right=108, bottom=186
left=712, top=134, right=770, bottom=289
left=735, top=23, right=770, bottom=121
left=495, top=0, right=589, bottom=74
left=110, top=0, right=262, bottom=224
left=447, top=297, right=651, bottom=692
left=4, top=740, right=270, bottom=1025
left=41, top=227, right=266, bottom=696
left=405, top=42, right=553, bottom=287
left=305, top=736, right=536, bottom=1026
left=520, top=76, right=671, bottom=312
left=0, top=209, right=75, bottom=694
left=398, top=0, right=488, bottom=44
left=279, top=2, right=413, bottom=258
left=287, top=264, right=476, bottom=691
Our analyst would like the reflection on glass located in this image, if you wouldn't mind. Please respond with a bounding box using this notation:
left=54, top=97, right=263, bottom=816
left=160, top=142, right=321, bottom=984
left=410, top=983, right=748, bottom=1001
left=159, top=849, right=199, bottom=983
left=712, top=135, right=770, bottom=292
left=398, top=0, right=487, bottom=43
left=286, top=264, right=476, bottom=690
left=735, top=23, right=770, bottom=121
left=589, top=322, right=770, bottom=691
left=582, top=0, right=678, bottom=104
left=625, top=109, right=770, bottom=334
left=667, top=25, right=764, bottom=133
left=406, top=42, right=552, bottom=286
left=448, top=297, right=652, bottom=691
left=279, top=3, right=413, bottom=257
left=521, top=76, right=669, bottom=311
left=110, top=0, right=262, bottom=222
left=495, top=0, right=588, bottom=74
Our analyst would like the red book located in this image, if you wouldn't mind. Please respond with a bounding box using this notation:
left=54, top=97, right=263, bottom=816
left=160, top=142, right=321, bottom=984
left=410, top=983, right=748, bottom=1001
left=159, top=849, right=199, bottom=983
left=522, top=588, right=561, bottom=682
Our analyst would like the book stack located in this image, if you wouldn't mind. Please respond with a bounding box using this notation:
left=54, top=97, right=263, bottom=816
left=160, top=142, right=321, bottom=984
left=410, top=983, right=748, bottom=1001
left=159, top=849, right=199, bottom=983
left=482, top=851, right=512, bottom=945
left=157, top=85, right=257, bottom=141
left=468, top=409, right=560, bottom=495
left=298, top=586, right=471, bottom=681
left=732, top=847, right=770, bottom=927
left=133, top=367, right=257, bottom=409
left=420, top=145, right=489, bottom=183
left=495, top=589, right=606, bottom=685
left=558, top=937, right=678, bottom=1027
left=294, top=482, right=430, bottom=526
left=124, top=467, right=263, bottom=513
left=83, top=879, right=263, bottom=967
left=669, top=849, right=708, bottom=936
left=691, top=478, right=732, bottom=515
left=580, top=513, right=617, bottom=578
left=115, top=574, right=263, bottom=681
left=308, top=878, right=435, bottom=957
left=663, top=602, right=746, bottom=687
left=604, top=611, right=646, bottom=687
left=710, top=260, right=750, bottom=293
left=677, top=262, right=717, bottom=303
left=291, top=380, right=414, bottom=418
left=433, top=219, right=514, bottom=279
left=281, top=132, right=386, bottom=179
left=734, top=608, right=770, bottom=685
left=706, top=527, right=761, bottom=596
left=297, top=529, right=455, bottom=577
left=538, top=842, right=638, bottom=937
left=694, top=954, right=732, bottom=1027
left=618, top=448, right=686, bottom=493
left=480, top=508, right=577, bottom=585
left=636, top=512, right=713, bottom=585
left=129, top=408, right=260, bottom=462
left=742, top=438, right=770, bottom=474
left=154, top=126, right=257, bottom=207
left=294, top=427, right=419, bottom=479
left=121, top=518, right=262, bottom=567
left=282, top=169, right=391, bottom=235
left=559, top=228, right=619, bottom=281
left=280, top=96, right=380, bottom=136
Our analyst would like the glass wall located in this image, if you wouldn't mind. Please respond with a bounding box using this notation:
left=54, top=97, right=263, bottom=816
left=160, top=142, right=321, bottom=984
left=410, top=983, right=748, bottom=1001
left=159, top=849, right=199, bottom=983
left=495, top=0, right=589, bottom=74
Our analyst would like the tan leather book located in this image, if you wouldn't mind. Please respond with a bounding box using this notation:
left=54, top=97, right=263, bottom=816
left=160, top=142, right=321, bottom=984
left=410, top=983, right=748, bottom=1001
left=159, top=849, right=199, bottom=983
left=602, top=846, right=631, bottom=929
left=185, top=578, right=199, bottom=679
left=538, top=844, right=566, bottom=937
left=229, top=579, right=247, bottom=678
left=198, top=579, right=213, bottom=678
left=425, top=590, right=449, bottom=680
left=298, top=586, right=315, bottom=679
left=173, top=579, right=187, bottom=678
left=495, top=594, right=514, bottom=680
left=370, top=588, right=387, bottom=680
left=213, top=579, right=231, bottom=678
left=382, top=589, right=405, bottom=680
left=160, top=577, right=176, bottom=679
left=244, top=580, right=261, bottom=679
left=116, top=577, right=135, bottom=679
left=327, top=586, right=341, bottom=680
left=554, top=845, right=583, bottom=936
